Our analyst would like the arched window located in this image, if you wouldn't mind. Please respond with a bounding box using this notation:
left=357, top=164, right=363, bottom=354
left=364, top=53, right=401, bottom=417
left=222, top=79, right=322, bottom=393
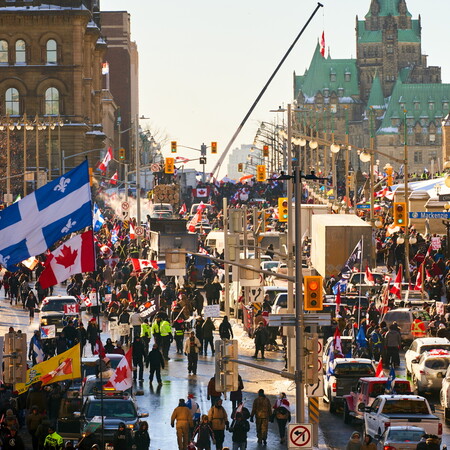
left=46, top=39, right=57, bottom=64
left=15, top=39, right=26, bottom=64
left=45, top=87, right=59, bottom=115
left=5, top=88, right=20, bottom=115
left=0, top=40, right=8, bottom=64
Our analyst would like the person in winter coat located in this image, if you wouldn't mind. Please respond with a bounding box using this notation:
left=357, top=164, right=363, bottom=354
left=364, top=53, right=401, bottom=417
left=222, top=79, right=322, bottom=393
left=184, top=331, right=202, bottom=375
left=272, top=393, right=291, bottom=444
left=35, top=415, right=51, bottom=450
left=26, top=405, right=43, bottom=450
left=384, top=324, right=402, bottom=368
left=26, top=291, right=39, bottom=324
left=130, top=309, right=143, bottom=340
left=192, top=415, right=215, bottom=450
left=172, top=318, right=185, bottom=354
left=104, top=338, right=115, bottom=354
left=132, top=336, right=146, bottom=381
left=3, top=426, right=25, bottom=450
left=76, top=322, right=87, bottom=356
left=229, top=411, right=250, bottom=450
left=229, top=375, right=244, bottom=414
left=361, top=434, right=377, bottom=450
left=253, top=321, right=269, bottom=359
left=345, top=431, right=362, bottom=450
left=218, top=316, right=233, bottom=340
left=207, top=377, right=222, bottom=407
left=250, top=389, right=272, bottom=445
left=113, top=422, right=133, bottom=450
left=118, top=309, right=131, bottom=346
left=171, top=399, right=194, bottom=450
left=208, top=399, right=228, bottom=450
left=86, top=318, right=100, bottom=354
left=146, top=344, right=165, bottom=384
left=202, top=317, right=216, bottom=356
left=43, top=425, right=64, bottom=450
left=133, top=421, right=150, bottom=450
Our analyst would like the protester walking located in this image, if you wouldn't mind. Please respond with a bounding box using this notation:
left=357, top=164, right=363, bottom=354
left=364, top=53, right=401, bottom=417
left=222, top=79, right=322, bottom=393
left=250, top=389, right=272, bottom=445
left=171, top=399, right=194, bottom=450
left=146, top=344, right=165, bottom=385
left=184, top=330, right=202, bottom=375
left=272, top=392, right=291, bottom=444
left=208, top=398, right=228, bottom=450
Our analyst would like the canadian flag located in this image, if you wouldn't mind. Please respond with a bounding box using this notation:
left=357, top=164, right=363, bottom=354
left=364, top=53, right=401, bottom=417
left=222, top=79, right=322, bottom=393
left=156, top=276, right=166, bottom=291
left=390, top=264, right=403, bottom=299
left=335, top=289, right=341, bottom=317
left=64, top=303, right=80, bottom=314
left=110, top=171, right=118, bottom=185
left=39, top=230, right=96, bottom=289
left=380, top=279, right=391, bottom=315
left=333, top=327, right=343, bottom=357
left=104, top=348, right=133, bottom=391
left=131, top=258, right=158, bottom=272
left=98, top=147, right=113, bottom=172
left=78, top=294, right=92, bottom=307
left=175, top=156, right=190, bottom=164
left=93, top=337, right=106, bottom=358
left=129, top=223, right=136, bottom=240
left=375, top=358, right=384, bottom=377
left=364, top=265, right=375, bottom=285
left=385, top=190, right=395, bottom=201
left=320, top=31, right=325, bottom=57
left=194, top=187, right=209, bottom=198
left=187, top=203, right=206, bottom=232
left=414, top=263, right=424, bottom=291
left=178, top=203, right=187, bottom=215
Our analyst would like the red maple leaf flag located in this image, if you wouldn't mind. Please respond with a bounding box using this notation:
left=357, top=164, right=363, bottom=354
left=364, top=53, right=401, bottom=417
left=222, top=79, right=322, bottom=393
left=93, top=337, right=106, bottom=359
left=109, top=171, right=118, bottom=185
left=104, top=348, right=133, bottom=391
left=64, top=303, right=80, bottom=314
left=131, top=258, right=158, bottom=272
left=320, top=31, right=325, bottom=57
left=98, top=147, right=113, bottom=172
left=390, top=264, right=403, bottom=299
left=364, top=265, right=375, bottom=285
left=38, top=230, right=96, bottom=289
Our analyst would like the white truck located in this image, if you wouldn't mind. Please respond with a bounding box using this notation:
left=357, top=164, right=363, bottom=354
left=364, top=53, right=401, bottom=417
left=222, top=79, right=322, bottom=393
left=363, top=394, right=442, bottom=439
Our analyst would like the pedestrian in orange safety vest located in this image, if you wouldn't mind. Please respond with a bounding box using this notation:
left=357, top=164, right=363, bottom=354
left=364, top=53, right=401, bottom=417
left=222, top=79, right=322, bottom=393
left=411, top=317, right=427, bottom=338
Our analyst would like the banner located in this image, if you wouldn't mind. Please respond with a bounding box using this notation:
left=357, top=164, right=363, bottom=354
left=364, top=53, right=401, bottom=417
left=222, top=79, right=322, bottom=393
left=40, top=325, right=56, bottom=339
left=15, top=344, right=81, bottom=394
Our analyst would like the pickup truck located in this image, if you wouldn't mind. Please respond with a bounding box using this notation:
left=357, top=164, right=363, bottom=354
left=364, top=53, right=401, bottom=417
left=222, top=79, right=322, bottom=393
left=343, top=377, right=411, bottom=424
left=323, top=358, right=376, bottom=413
left=363, top=394, right=442, bottom=440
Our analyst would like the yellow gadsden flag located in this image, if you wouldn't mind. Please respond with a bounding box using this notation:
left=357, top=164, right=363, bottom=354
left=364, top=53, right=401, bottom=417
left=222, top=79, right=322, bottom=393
left=15, top=344, right=81, bottom=395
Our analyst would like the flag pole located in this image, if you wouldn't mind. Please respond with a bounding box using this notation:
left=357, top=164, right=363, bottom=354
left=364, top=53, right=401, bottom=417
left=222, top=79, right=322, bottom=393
left=358, top=236, right=363, bottom=327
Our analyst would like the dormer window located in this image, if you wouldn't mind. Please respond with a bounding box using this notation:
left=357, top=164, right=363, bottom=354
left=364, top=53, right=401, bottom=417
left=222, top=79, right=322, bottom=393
left=414, top=102, right=420, bottom=111
left=344, top=72, right=351, bottom=82
left=323, top=88, right=329, bottom=98
left=443, top=102, right=449, bottom=110
left=338, top=87, right=344, bottom=97
left=429, top=102, right=435, bottom=111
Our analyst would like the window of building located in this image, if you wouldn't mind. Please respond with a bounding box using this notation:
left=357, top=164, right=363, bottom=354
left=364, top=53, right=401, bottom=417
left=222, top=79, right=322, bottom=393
left=414, top=102, right=420, bottom=111
left=337, top=88, right=344, bottom=98
left=443, top=102, right=449, bottom=110
left=15, top=39, right=26, bottom=64
left=430, top=134, right=436, bottom=142
left=429, top=151, right=437, bottom=162
left=345, top=72, right=351, bottom=82
left=387, top=45, right=393, bottom=54
left=5, top=88, right=19, bottom=115
left=46, top=39, right=57, bottom=64
left=429, top=102, right=435, bottom=111
left=323, top=88, right=329, bottom=98
left=330, top=72, right=336, bottom=82
left=0, top=40, right=8, bottom=64
left=45, top=87, right=59, bottom=115
left=414, top=151, right=422, bottom=164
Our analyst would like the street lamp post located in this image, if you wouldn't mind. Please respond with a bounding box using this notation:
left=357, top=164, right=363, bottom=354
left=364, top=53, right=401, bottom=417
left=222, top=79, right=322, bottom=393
left=403, top=110, right=411, bottom=281
left=35, top=115, right=46, bottom=189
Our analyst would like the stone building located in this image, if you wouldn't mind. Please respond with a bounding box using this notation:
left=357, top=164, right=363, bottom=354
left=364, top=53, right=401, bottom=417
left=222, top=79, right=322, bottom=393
left=0, top=0, right=112, bottom=196
left=294, top=0, right=450, bottom=175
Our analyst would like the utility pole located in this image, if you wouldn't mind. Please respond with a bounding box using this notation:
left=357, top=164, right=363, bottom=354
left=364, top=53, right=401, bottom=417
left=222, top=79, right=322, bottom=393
left=403, top=110, right=410, bottom=281
left=287, top=104, right=294, bottom=314
left=135, top=114, right=142, bottom=253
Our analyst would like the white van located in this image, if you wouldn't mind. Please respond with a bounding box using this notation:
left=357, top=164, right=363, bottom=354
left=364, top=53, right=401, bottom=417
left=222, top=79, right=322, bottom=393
left=205, top=231, right=255, bottom=255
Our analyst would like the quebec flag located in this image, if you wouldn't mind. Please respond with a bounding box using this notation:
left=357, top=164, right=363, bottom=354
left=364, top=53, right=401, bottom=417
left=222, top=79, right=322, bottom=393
left=93, top=203, right=105, bottom=232
left=0, top=161, right=92, bottom=270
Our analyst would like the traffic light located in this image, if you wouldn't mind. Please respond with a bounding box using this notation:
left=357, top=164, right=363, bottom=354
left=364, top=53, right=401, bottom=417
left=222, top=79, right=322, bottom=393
left=278, top=197, right=288, bottom=222
left=165, top=157, right=175, bottom=174
left=237, top=163, right=243, bottom=172
left=215, top=340, right=238, bottom=392
left=3, top=332, right=27, bottom=384
left=304, top=276, right=323, bottom=311
left=393, top=202, right=407, bottom=226
left=119, top=148, right=125, bottom=160
left=88, top=167, right=94, bottom=186
left=256, top=165, right=266, bottom=182
left=211, top=142, right=217, bottom=154
left=263, top=145, right=269, bottom=157
left=386, top=166, right=393, bottom=186
left=305, top=333, right=319, bottom=384
left=170, top=141, right=177, bottom=153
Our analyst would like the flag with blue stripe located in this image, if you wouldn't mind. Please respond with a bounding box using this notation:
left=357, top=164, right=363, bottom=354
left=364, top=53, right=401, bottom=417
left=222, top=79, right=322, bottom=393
left=0, top=161, right=92, bottom=269
left=93, top=203, right=105, bottom=232
left=32, top=335, right=45, bottom=364
left=332, top=279, right=348, bottom=294
left=385, top=366, right=396, bottom=393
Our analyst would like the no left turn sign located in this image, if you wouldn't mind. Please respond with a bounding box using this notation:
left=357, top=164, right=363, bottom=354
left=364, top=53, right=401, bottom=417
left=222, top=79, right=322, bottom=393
left=288, top=424, right=313, bottom=449
left=135, top=226, right=144, bottom=236
left=121, top=201, right=129, bottom=211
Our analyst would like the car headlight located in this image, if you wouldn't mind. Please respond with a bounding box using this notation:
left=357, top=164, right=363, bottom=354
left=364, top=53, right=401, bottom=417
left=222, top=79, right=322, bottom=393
left=127, top=424, right=134, bottom=429
left=41, top=319, right=47, bottom=325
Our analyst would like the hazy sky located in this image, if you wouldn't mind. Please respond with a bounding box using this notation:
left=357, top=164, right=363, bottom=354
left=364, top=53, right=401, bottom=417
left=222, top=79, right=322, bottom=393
left=101, top=0, right=450, bottom=176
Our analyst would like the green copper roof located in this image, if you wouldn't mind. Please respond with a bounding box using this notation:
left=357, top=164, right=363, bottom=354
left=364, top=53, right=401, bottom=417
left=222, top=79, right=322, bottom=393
left=367, top=74, right=386, bottom=109
left=365, top=0, right=412, bottom=18
left=377, top=79, right=450, bottom=134
left=294, top=43, right=359, bottom=101
left=357, top=19, right=420, bottom=43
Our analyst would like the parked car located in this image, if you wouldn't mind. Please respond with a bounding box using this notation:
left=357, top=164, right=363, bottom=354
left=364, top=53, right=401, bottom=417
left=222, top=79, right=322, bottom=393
left=383, top=308, right=431, bottom=342
left=439, top=363, right=450, bottom=421
left=411, top=350, right=450, bottom=394
left=405, top=337, right=450, bottom=376
left=376, top=426, right=426, bottom=450
left=363, top=394, right=442, bottom=440
left=323, top=358, right=376, bottom=413
left=343, top=377, right=411, bottom=424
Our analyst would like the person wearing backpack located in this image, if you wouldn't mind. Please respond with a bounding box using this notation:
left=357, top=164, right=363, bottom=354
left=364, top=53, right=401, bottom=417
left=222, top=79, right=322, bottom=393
left=271, top=393, right=291, bottom=444
left=229, top=411, right=250, bottom=450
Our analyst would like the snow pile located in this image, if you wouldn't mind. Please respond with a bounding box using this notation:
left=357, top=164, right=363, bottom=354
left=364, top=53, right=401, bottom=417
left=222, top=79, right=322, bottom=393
left=230, top=319, right=255, bottom=350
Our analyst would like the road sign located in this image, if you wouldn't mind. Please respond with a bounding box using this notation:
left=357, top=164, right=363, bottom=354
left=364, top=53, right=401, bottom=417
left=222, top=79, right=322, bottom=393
left=268, top=313, right=331, bottom=327
left=356, top=204, right=370, bottom=209
left=249, top=286, right=263, bottom=303
left=151, top=163, right=160, bottom=172
left=306, top=377, right=324, bottom=397
left=409, top=211, right=450, bottom=219
left=121, top=201, right=129, bottom=211
left=135, top=226, right=144, bottom=236
left=288, top=424, right=312, bottom=449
